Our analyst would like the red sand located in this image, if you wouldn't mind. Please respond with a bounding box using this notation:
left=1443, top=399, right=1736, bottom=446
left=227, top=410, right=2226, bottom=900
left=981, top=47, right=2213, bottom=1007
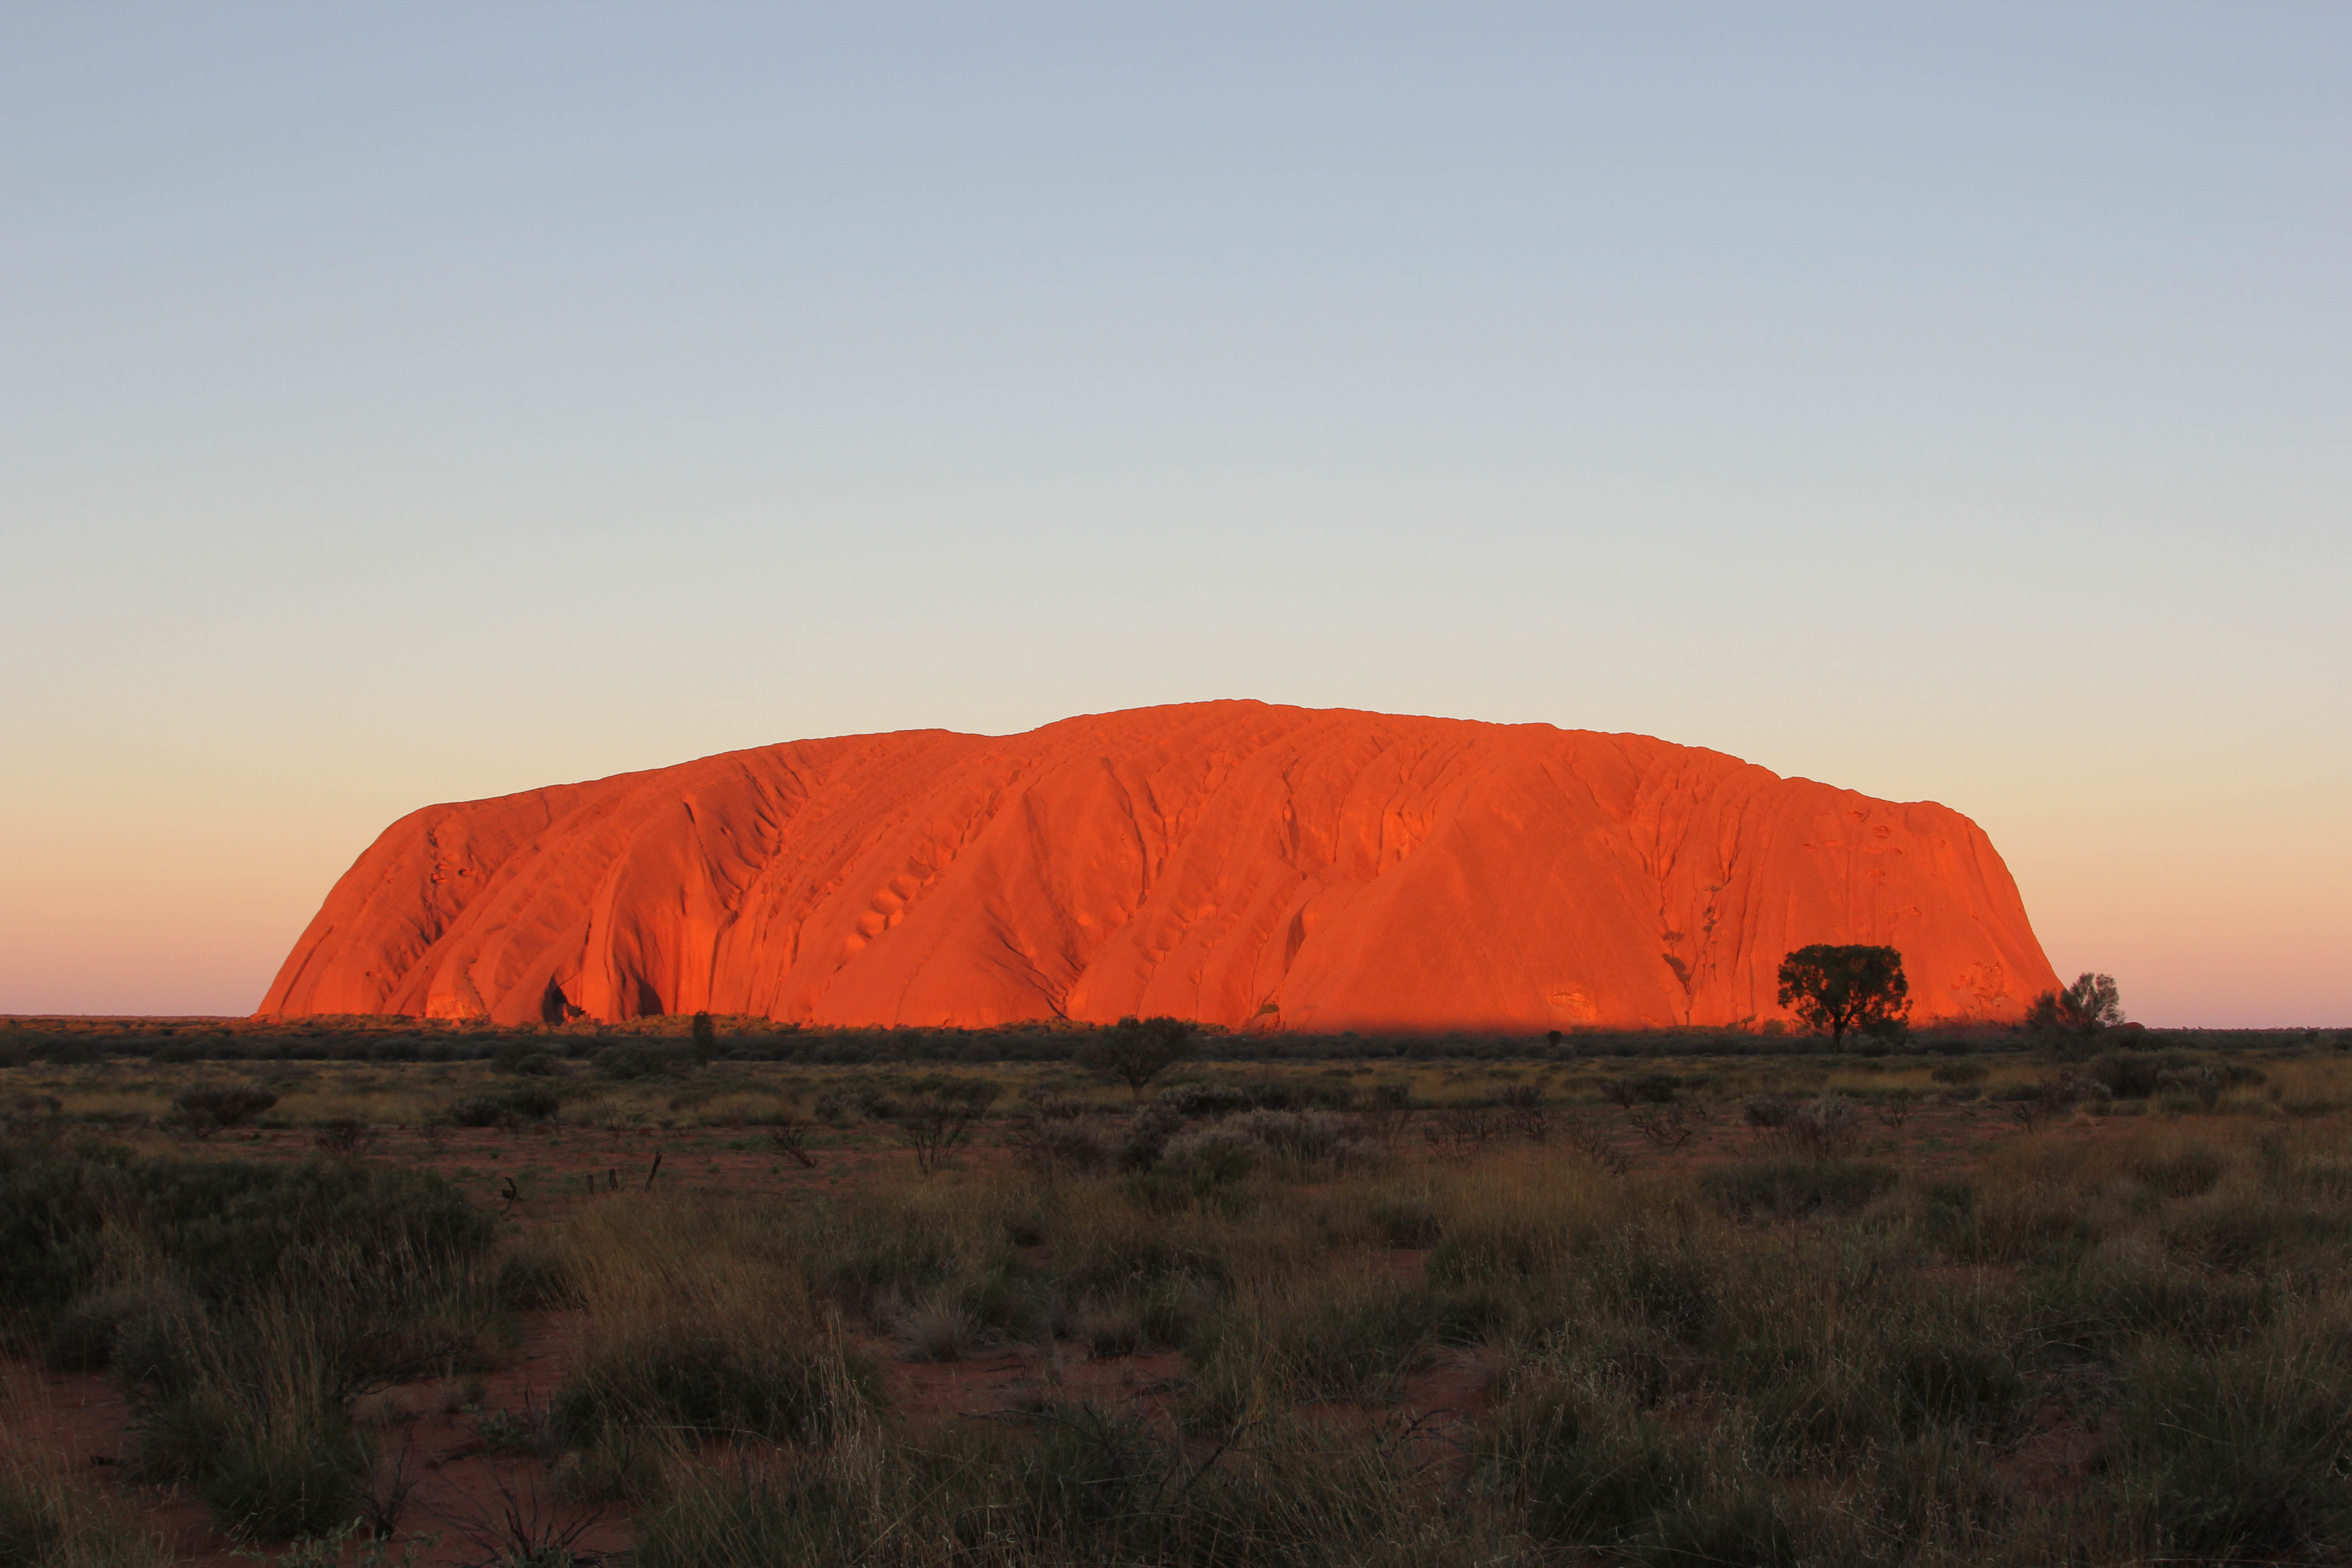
left=261, top=701, right=2056, bottom=1031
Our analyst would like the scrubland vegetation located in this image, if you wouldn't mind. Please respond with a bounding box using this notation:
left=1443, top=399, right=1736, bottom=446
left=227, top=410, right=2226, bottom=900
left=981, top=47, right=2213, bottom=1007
left=6, top=1016, right=2352, bottom=1564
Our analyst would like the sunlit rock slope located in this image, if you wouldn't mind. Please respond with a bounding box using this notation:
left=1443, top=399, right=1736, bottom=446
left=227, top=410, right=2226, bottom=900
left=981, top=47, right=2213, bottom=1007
left=260, top=701, right=2058, bottom=1032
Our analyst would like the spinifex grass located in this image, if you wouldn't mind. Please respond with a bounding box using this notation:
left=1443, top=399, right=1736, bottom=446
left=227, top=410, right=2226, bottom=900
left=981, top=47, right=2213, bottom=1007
left=12, top=1040, right=2352, bottom=1562
left=0, top=1365, right=185, bottom=1568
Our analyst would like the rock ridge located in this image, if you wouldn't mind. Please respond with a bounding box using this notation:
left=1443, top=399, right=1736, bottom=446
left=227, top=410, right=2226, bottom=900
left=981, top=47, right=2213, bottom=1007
left=259, top=701, right=2058, bottom=1031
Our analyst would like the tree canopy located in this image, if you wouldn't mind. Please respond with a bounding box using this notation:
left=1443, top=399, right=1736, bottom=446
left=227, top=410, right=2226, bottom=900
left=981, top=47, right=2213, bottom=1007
left=1775, top=945, right=1911, bottom=1050
left=2028, top=972, right=2124, bottom=1044
left=1075, top=1016, right=1200, bottom=1098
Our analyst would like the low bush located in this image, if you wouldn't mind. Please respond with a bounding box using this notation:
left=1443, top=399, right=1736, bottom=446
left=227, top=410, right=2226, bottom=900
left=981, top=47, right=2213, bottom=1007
left=1366, top=1193, right=1443, bottom=1248
left=1702, top=1161, right=1897, bottom=1220
left=1118, top=1101, right=1186, bottom=1170
left=1768, top=1095, right=1866, bottom=1160
left=38, top=1288, right=146, bottom=1372
left=15, top=1035, right=2352, bottom=1562
left=445, top=1085, right=562, bottom=1127
left=1884, top=1333, right=2028, bottom=1437
left=1482, top=1375, right=1714, bottom=1550
left=2127, top=1141, right=2229, bottom=1198
left=555, top=1292, right=873, bottom=1450
left=556, top=1325, right=872, bottom=1447
left=0, top=1140, right=493, bottom=1331
left=491, top=1039, right=558, bottom=1076
left=1600, top=1073, right=1682, bottom=1106
left=1005, top=1093, right=1116, bottom=1176
left=1192, top=1275, right=1488, bottom=1409
left=0, top=1417, right=184, bottom=1568
left=1155, top=1078, right=1361, bottom=1118
left=2118, top=1336, right=2352, bottom=1560
left=887, top=1078, right=1001, bottom=1176
left=172, top=1084, right=277, bottom=1130
left=182, top=1398, right=366, bottom=1542
left=1159, top=1110, right=1380, bottom=1175
left=496, top=1247, right=578, bottom=1311
left=594, top=1042, right=689, bottom=1081
left=2087, top=1049, right=2179, bottom=1100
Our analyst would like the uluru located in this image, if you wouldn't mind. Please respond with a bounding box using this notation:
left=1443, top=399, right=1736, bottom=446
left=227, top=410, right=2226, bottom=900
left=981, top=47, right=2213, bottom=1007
left=260, top=701, right=2058, bottom=1033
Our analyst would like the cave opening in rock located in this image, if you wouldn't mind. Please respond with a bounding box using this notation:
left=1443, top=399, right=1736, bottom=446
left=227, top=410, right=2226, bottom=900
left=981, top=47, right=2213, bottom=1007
left=541, top=980, right=582, bottom=1024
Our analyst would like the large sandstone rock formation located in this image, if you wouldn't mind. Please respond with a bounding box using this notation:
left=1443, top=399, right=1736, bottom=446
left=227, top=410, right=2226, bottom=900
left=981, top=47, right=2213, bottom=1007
left=260, top=701, right=2057, bottom=1032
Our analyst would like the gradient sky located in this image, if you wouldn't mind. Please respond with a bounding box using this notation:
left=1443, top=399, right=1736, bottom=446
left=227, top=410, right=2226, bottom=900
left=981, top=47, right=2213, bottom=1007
left=4, top=5, right=2347, bottom=1025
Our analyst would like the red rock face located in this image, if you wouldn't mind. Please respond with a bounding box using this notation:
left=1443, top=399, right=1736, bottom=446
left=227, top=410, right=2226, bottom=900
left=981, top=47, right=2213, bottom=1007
left=259, top=701, right=2058, bottom=1032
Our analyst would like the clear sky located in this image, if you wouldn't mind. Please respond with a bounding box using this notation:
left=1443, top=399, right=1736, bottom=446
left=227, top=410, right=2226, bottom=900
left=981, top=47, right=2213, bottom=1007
left=4, top=5, right=2346, bottom=1025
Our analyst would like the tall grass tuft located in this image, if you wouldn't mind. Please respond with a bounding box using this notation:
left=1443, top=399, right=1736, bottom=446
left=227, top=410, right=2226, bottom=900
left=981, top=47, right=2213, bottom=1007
left=1, top=1367, right=184, bottom=1568
left=547, top=1200, right=877, bottom=1449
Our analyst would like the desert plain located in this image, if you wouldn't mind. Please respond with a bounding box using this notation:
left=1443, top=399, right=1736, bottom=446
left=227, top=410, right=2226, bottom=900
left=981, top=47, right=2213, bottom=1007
left=8, top=1011, right=2352, bottom=1567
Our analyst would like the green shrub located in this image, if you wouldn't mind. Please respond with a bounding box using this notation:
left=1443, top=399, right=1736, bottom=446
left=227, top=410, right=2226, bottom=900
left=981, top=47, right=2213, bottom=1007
left=131, top=1159, right=492, bottom=1303
left=1631, top=1487, right=1800, bottom=1568
left=2162, top=1191, right=2336, bottom=1272
left=987, top=1405, right=1170, bottom=1543
left=0, top=1480, right=61, bottom=1565
left=492, top=1039, right=557, bottom=1076
left=135, top=1377, right=366, bottom=1544
left=496, top=1248, right=578, bottom=1311
left=172, top=1085, right=278, bottom=1128
left=1870, top=1427, right=2005, bottom=1545
left=1601, top=1072, right=1683, bottom=1106
left=448, top=1096, right=521, bottom=1129
left=1367, top=1194, right=1442, bottom=1248
left=2119, top=1339, right=2352, bottom=1560
left=595, top=1043, right=687, bottom=1081
left=631, top=1411, right=1175, bottom=1567
left=1599, top=1249, right=1719, bottom=1343
left=0, top=1140, right=130, bottom=1320
left=2128, top=1142, right=2227, bottom=1197
left=1121, top=1154, right=1257, bottom=1217
left=1728, top=1338, right=1890, bottom=1455
left=1701, top=1161, right=1897, bottom=1220
left=0, top=1443, right=184, bottom=1568
left=823, top=1229, right=961, bottom=1318
left=447, top=1086, right=561, bottom=1127
left=1885, top=1334, right=2026, bottom=1436
left=632, top=1471, right=867, bottom=1566
left=554, top=1332, right=873, bottom=1447
left=193, top=1415, right=364, bottom=1543
left=0, top=1142, right=492, bottom=1332
left=1193, top=1283, right=1472, bottom=1406
left=39, top=1288, right=146, bottom=1372
left=1135, top=1273, right=1219, bottom=1352
left=1484, top=1380, right=1705, bottom=1548
left=2087, top=1050, right=2173, bottom=1100
left=2035, top=1255, right=2274, bottom=1352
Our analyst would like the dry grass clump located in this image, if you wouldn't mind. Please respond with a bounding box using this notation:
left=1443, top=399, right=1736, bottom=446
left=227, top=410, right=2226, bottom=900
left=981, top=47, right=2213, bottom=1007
left=0, top=1368, right=184, bottom=1568
left=17, top=1040, right=2352, bottom=1563
left=0, top=1137, right=506, bottom=1544
left=635, top=1401, right=1520, bottom=1568
left=545, top=1200, right=878, bottom=1454
left=122, top=1226, right=513, bottom=1541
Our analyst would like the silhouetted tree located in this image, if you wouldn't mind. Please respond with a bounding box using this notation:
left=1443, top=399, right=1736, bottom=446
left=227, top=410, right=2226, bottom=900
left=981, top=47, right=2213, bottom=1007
left=891, top=1078, right=1003, bottom=1176
left=1776, top=945, right=1911, bottom=1051
left=691, top=1010, right=716, bottom=1066
left=1075, top=1016, right=1200, bottom=1099
left=2027, top=972, right=2123, bottom=1044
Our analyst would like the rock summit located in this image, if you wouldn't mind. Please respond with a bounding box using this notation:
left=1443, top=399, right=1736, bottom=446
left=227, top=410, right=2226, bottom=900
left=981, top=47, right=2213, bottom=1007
left=261, top=701, right=2057, bottom=1032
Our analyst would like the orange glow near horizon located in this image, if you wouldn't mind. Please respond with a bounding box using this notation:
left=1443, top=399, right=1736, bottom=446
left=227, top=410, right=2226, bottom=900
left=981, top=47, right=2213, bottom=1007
left=4, top=12, right=2346, bottom=1025
left=3, top=703, right=2341, bottom=1028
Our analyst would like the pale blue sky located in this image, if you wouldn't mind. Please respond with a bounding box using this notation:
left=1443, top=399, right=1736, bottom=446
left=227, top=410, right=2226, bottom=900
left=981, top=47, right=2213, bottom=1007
left=4, top=5, right=2347, bottom=1021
